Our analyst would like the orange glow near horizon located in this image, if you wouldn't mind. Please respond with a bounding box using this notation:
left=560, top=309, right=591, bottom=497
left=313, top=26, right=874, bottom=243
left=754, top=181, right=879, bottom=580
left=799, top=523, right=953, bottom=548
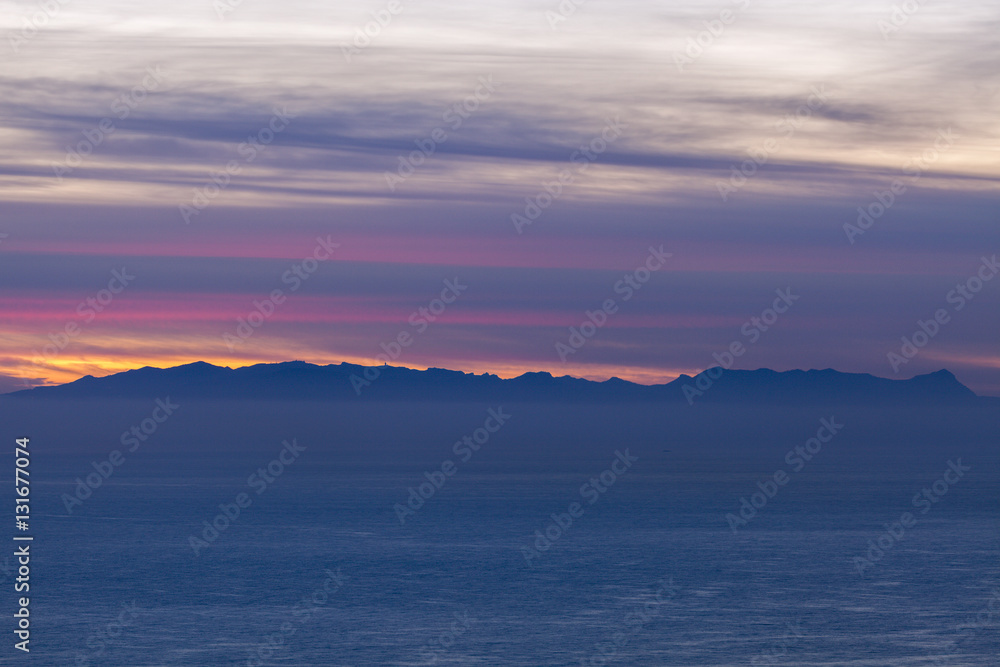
left=5, top=350, right=694, bottom=391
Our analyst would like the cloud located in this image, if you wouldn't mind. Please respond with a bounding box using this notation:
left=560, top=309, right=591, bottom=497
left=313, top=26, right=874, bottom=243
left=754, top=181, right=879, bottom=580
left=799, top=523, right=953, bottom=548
left=0, top=0, right=997, bottom=394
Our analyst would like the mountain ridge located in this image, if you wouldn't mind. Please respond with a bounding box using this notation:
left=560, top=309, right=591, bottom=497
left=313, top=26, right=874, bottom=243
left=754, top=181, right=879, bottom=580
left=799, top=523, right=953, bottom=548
left=3, top=361, right=988, bottom=405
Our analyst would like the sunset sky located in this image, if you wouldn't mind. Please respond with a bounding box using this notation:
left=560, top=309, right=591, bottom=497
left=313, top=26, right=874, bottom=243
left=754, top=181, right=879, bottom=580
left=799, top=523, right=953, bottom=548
left=1, top=0, right=998, bottom=394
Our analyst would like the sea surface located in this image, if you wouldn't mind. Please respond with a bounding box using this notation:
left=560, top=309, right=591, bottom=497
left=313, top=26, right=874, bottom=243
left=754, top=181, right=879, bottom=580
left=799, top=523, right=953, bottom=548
left=21, top=450, right=1000, bottom=666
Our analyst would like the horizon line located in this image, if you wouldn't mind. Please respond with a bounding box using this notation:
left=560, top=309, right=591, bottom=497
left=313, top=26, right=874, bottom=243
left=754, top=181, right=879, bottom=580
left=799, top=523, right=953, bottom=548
left=11, top=359, right=991, bottom=398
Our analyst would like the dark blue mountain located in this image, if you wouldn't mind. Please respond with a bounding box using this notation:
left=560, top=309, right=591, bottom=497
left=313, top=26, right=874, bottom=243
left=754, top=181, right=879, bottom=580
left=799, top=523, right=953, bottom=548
left=3, top=361, right=986, bottom=405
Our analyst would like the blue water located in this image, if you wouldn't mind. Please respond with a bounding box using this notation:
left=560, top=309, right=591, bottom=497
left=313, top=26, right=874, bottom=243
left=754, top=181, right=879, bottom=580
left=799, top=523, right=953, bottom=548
left=20, top=454, right=1000, bottom=666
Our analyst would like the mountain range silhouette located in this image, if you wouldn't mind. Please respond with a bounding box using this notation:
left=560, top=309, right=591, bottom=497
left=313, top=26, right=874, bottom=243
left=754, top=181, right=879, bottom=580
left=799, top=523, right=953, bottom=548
left=7, top=361, right=990, bottom=405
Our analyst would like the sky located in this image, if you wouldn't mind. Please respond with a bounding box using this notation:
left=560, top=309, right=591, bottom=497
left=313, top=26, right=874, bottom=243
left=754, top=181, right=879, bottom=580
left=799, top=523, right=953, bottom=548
left=0, top=0, right=998, bottom=394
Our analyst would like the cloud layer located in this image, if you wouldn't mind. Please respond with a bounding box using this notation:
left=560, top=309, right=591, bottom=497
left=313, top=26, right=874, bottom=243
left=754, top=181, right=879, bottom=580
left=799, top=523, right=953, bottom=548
left=1, top=0, right=998, bottom=393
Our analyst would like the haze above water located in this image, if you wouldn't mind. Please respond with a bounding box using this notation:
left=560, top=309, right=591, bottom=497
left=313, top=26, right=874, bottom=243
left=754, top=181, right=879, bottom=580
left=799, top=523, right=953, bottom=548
left=3, top=364, right=997, bottom=665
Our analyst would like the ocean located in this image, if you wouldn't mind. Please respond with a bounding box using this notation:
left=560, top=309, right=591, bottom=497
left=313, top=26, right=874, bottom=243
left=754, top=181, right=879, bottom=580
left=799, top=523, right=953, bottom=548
left=25, top=448, right=999, bottom=666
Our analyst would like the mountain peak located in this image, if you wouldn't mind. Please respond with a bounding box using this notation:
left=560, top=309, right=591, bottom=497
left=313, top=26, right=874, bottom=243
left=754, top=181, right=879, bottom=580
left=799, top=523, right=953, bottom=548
left=2, top=361, right=985, bottom=405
